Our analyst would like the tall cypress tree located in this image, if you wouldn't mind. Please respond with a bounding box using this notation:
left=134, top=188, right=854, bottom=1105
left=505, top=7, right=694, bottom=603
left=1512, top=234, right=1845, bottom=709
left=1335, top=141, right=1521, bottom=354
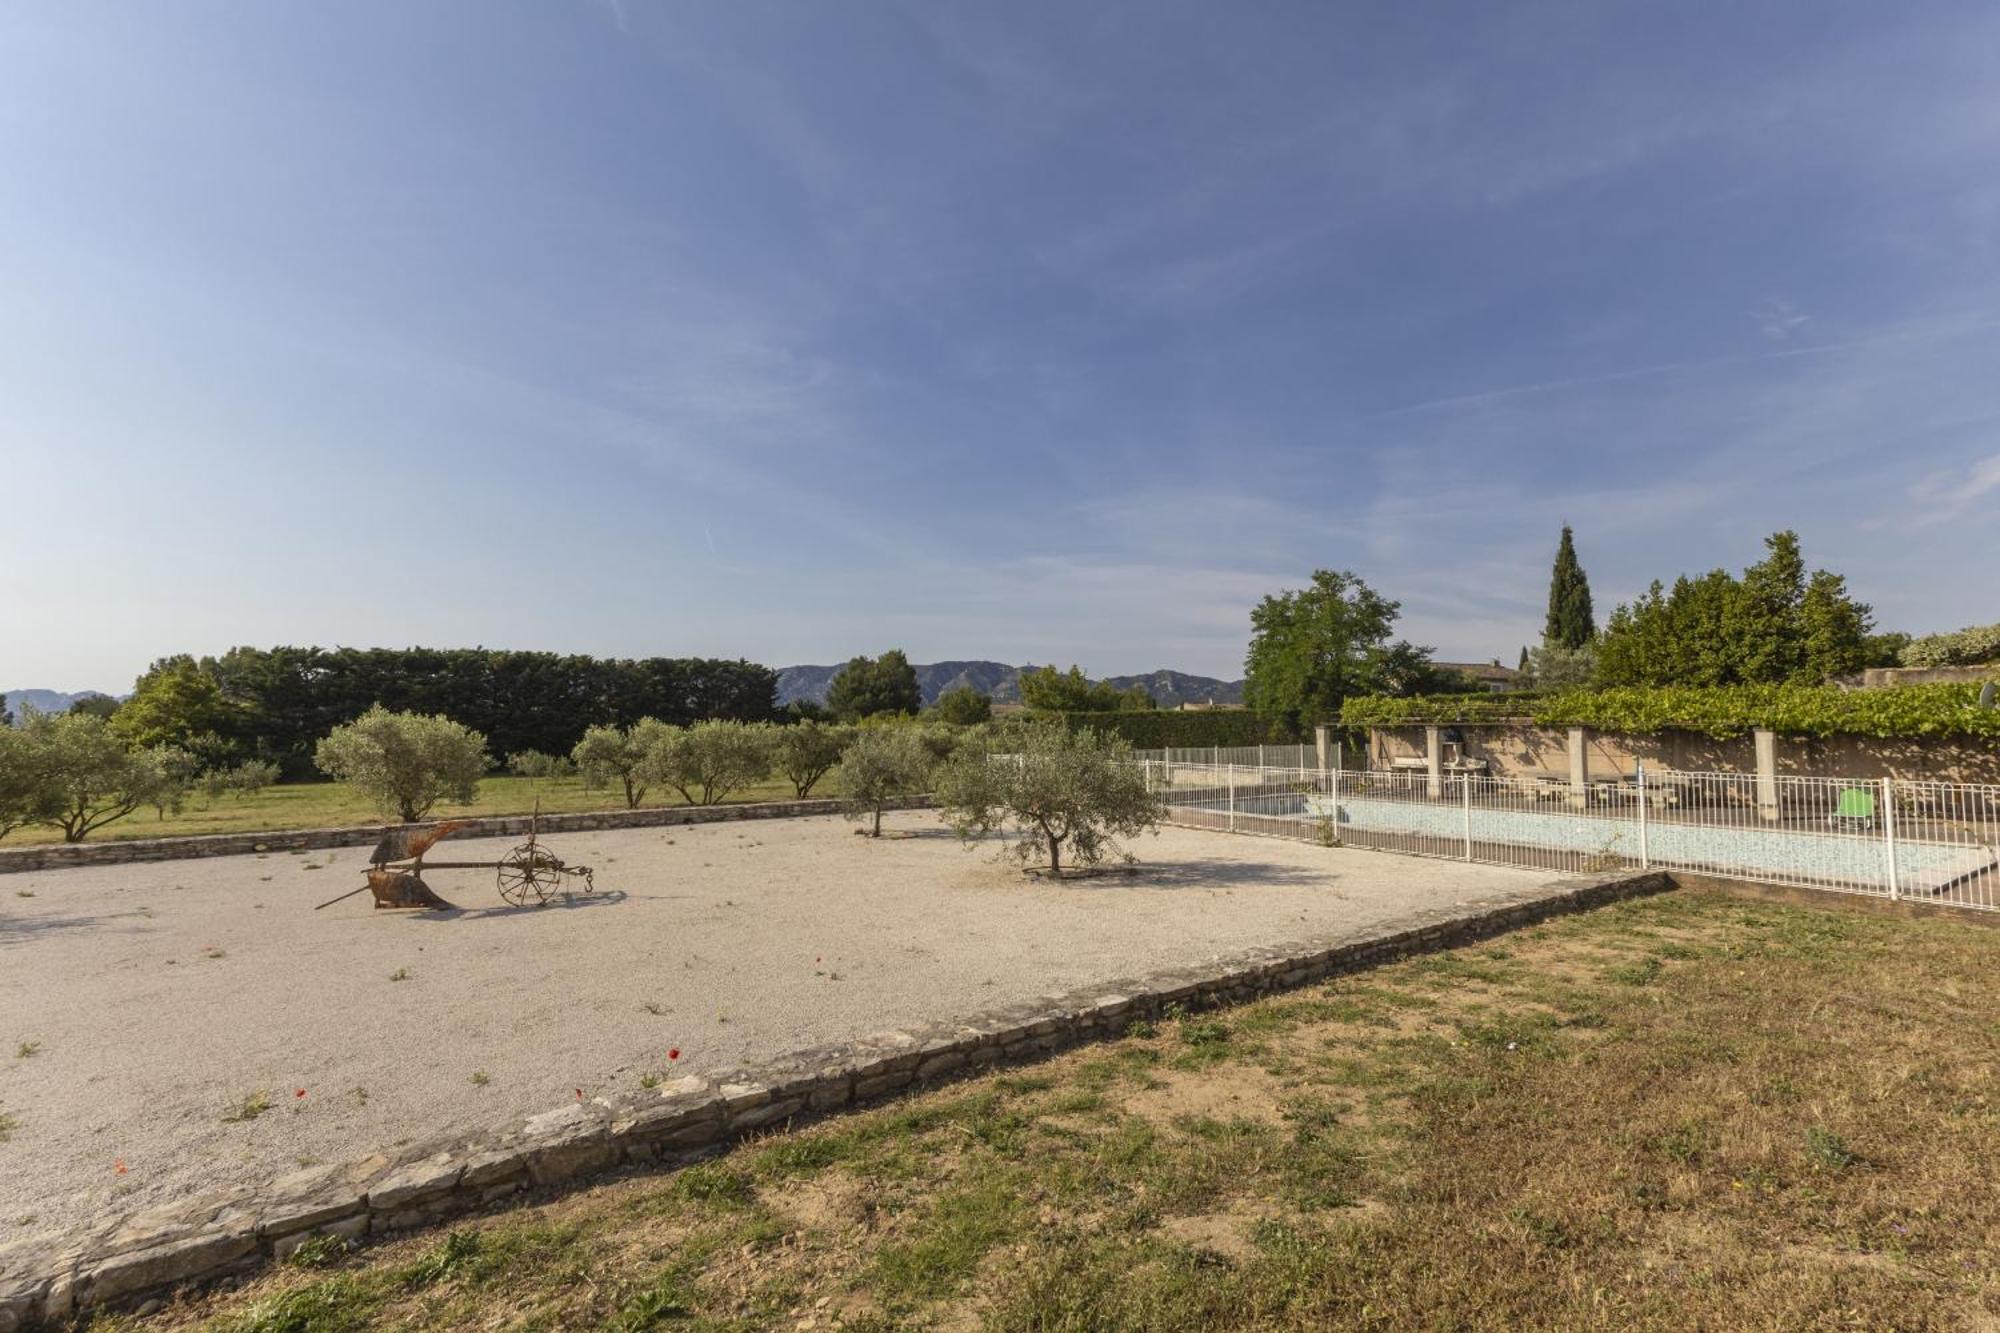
left=1543, top=526, right=1596, bottom=649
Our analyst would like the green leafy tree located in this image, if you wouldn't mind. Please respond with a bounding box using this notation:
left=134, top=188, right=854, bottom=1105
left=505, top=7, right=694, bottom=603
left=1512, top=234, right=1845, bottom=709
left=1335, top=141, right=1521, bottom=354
left=838, top=726, right=933, bottom=837
left=934, top=722, right=1163, bottom=879
left=1543, top=526, right=1596, bottom=650
left=931, top=685, right=993, bottom=725
left=0, top=724, right=38, bottom=840
left=66, top=693, right=121, bottom=721
left=1596, top=532, right=1873, bottom=686
left=114, top=655, right=242, bottom=768
left=646, top=720, right=777, bottom=806
left=826, top=650, right=923, bottom=721
left=774, top=720, right=850, bottom=798
left=11, top=709, right=189, bottom=841
left=1018, top=666, right=1153, bottom=712
left=314, top=705, right=487, bottom=822
left=571, top=720, right=669, bottom=808
left=1243, top=570, right=1432, bottom=737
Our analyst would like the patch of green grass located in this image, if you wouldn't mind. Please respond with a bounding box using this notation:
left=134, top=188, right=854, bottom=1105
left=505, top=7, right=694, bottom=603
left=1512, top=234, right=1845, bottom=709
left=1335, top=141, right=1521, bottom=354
left=222, top=1090, right=273, bottom=1123
left=1605, top=955, right=1665, bottom=986
left=283, top=1233, right=353, bottom=1269
left=214, top=1275, right=381, bottom=1333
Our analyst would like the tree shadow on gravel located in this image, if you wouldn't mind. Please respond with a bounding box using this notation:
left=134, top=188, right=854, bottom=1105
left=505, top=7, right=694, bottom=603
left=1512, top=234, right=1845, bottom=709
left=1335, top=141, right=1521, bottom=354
left=1039, top=858, right=1335, bottom=891
left=0, top=908, right=150, bottom=948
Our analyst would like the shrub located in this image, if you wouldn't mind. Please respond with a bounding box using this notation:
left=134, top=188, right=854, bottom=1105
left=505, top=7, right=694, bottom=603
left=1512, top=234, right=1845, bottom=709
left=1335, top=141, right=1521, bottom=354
left=314, top=705, right=487, bottom=823
left=507, top=750, right=574, bottom=781
left=934, top=721, right=1164, bottom=878
left=1036, top=709, right=1274, bottom=749
left=1900, top=622, right=2000, bottom=668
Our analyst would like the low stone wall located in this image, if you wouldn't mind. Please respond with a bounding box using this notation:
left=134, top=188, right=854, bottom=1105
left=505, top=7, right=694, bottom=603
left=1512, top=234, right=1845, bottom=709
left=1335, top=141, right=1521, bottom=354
left=0, top=869, right=1672, bottom=1327
left=0, top=797, right=935, bottom=877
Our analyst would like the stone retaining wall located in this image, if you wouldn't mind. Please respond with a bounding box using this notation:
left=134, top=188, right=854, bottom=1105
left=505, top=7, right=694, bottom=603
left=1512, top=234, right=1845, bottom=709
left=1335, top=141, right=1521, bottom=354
left=0, top=797, right=935, bottom=877
left=0, top=868, right=1672, bottom=1328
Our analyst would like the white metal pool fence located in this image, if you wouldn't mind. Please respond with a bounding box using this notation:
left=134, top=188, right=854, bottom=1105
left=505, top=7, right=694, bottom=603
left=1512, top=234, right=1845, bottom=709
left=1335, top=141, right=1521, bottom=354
left=1135, top=759, right=2000, bottom=913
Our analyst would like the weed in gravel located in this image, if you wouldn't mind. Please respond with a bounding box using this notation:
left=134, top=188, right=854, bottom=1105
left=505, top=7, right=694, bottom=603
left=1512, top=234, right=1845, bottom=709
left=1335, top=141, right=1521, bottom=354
left=13, top=890, right=32, bottom=898
left=222, top=1091, right=273, bottom=1123
left=15, top=1041, right=39, bottom=1059
left=0, top=1111, right=16, bottom=1143
left=470, top=1071, right=490, bottom=1086
left=388, top=967, right=410, bottom=982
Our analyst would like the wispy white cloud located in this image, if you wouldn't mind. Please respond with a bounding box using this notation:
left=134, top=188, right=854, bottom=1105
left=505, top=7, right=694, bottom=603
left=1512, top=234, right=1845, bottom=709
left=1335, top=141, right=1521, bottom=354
left=1892, top=452, right=2000, bottom=528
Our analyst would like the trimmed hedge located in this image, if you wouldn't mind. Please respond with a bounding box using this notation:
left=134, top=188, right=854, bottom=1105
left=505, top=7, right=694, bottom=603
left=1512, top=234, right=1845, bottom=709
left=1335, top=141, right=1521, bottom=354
left=1037, top=709, right=1274, bottom=748
left=1341, top=683, right=2000, bottom=740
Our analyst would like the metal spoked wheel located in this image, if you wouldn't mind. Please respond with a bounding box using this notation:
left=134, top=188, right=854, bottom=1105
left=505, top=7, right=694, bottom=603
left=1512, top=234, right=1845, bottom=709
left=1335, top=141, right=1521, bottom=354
left=496, top=842, right=563, bottom=906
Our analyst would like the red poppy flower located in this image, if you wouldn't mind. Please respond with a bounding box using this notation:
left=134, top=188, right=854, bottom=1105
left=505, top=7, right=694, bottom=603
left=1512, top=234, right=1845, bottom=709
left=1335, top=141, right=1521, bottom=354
left=668, top=1048, right=680, bottom=1061
left=575, top=1088, right=584, bottom=1100
left=295, top=1088, right=306, bottom=1099
left=114, top=1158, right=128, bottom=1175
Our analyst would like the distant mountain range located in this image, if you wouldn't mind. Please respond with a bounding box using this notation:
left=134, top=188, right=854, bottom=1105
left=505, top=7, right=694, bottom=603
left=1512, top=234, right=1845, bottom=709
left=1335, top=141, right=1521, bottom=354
left=774, top=661, right=1245, bottom=709
left=2, top=688, right=120, bottom=722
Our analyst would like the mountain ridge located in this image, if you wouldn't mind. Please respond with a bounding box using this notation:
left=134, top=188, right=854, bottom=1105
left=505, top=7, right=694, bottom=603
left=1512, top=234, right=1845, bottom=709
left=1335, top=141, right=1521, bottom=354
left=774, top=661, right=1244, bottom=709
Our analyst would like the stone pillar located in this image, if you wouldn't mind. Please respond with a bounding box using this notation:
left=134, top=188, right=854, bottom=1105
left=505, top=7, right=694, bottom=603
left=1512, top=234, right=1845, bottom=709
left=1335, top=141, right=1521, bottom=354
left=1425, top=725, right=1443, bottom=798
left=1754, top=728, right=1779, bottom=822
left=1567, top=727, right=1590, bottom=807
left=1314, top=724, right=1330, bottom=774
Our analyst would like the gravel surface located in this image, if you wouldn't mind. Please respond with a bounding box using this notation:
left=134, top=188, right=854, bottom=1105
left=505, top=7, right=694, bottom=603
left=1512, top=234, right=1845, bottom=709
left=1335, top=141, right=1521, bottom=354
left=0, top=811, right=1568, bottom=1243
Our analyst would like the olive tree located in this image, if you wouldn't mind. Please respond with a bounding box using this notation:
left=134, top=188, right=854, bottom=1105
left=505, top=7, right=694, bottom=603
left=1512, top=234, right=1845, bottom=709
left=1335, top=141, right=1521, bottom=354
left=8, top=709, right=191, bottom=842
left=571, top=720, right=671, bottom=809
left=646, top=719, right=777, bottom=806
left=838, top=726, right=934, bottom=837
left=774, top=720, right=851, bottom=798
left=0, top=724, right=41, bottom=840
left=314, top=704, right=487, bottom=822
left=934, top=721, right=1162, bottom=878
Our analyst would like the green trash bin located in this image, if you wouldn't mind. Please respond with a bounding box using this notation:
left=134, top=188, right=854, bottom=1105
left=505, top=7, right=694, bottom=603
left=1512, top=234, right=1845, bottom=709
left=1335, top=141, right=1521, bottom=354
left=1831, top=787, right=1876, bottom=827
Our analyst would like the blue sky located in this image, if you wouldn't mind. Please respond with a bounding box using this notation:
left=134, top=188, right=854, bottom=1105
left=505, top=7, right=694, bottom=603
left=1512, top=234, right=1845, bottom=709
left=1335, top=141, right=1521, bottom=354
left=5, top=2, right=1998, bottom=690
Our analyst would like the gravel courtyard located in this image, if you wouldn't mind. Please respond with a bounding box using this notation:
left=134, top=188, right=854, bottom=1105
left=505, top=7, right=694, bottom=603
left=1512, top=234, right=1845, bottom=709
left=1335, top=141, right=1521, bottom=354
left=0, top=810, right=1575, bottom=1245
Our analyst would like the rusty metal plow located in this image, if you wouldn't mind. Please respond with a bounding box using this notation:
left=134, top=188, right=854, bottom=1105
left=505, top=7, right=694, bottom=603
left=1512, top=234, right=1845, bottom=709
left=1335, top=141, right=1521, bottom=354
left=315, top=804, right=595, bottom=913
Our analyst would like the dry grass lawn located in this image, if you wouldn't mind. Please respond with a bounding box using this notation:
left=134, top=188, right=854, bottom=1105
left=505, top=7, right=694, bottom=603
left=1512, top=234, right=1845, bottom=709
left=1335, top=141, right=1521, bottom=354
left=100, top=889, right=1999, bottom=1331
left=1, top=775, right=811, bottom=847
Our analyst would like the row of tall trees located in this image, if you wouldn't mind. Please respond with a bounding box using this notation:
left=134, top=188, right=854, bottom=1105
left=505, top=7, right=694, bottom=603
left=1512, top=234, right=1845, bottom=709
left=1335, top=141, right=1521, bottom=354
left=1524, top=529, right=1896, bottom=689
left=113, top=647, right=780, bottom=778
left=1243, top=527, right=1906, bottom=735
